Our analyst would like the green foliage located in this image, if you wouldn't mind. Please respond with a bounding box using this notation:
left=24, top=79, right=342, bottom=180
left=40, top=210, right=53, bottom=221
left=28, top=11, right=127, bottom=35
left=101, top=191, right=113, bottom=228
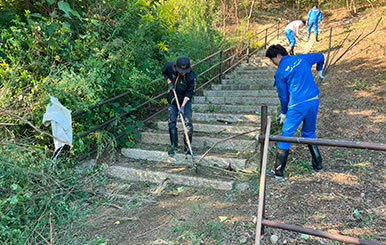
left=0, top=143, right=103, bottom=244
left=0, top=2, right=229, bottom=242
left=0, top=0, right=228, bottom=158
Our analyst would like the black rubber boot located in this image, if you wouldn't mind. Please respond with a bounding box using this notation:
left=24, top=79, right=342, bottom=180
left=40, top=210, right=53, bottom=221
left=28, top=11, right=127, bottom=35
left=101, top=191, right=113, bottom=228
left=315, top=33, right=319, bottom=42
left=307, top=32, right=310, bottom=42
left=183, top=126, right=195, bottom=155
left=168, top=128, right=178, bottom=156
left=266, top=148, right=289, bottom=179
left=308, top=145, right=324, bottom=171
left=289, top=46, right=294, bottom=56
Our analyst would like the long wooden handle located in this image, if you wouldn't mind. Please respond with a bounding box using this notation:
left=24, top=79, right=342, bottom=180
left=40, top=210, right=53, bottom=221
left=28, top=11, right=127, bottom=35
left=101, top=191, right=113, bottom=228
left=255, top=117, right=271, bottom=245
left=171, top=89, right=193, bottom=154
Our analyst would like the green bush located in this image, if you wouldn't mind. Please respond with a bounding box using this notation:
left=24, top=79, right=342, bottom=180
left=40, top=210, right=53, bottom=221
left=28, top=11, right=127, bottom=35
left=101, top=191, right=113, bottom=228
left=0, top=143, right=101, bottom=244
left=0, top=0, right=229, bottom=158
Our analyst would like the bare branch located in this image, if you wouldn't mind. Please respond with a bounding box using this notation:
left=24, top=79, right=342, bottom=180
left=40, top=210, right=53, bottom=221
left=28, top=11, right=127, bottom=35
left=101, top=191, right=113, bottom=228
left=0, top=123, right=16, bottom=126
left=330, top=17, right=382, bottom=68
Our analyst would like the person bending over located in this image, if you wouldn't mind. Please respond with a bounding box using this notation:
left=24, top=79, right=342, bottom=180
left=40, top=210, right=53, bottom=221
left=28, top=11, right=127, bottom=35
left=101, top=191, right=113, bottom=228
left=162, top=56, right=196, bottom=156
left=284, top=20, right=305, bottom=55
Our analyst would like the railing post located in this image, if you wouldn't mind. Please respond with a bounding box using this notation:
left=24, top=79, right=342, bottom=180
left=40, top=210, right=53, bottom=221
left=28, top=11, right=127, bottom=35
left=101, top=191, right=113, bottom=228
left=259, top=105, right=268, bottom=235
left=219, top=49, right=223, bottom=84
left=247, top=40, right=250, bottom=64
left=259, top=105, right=268, bottom=170
left=277, top=20, right=280, bottom=40
left=264, top=28, right=268, bottom=49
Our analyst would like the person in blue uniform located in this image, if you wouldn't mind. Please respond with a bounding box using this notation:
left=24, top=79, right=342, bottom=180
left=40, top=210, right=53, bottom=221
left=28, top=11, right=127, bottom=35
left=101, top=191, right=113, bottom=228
left=162, top=56, right=196, bottom=156
left=265, top=44, right=326, bottom=179
left=284, top=20, right=305, bottom=56
left=306, top=5, right=322, bottom=41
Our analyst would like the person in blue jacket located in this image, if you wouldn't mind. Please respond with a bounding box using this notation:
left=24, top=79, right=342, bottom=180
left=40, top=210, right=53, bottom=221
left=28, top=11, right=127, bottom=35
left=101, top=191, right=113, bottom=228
left=307, top=4, right=322, bottom=42
left=162, top=56, right=196, bottom=156
left=265, top=44, right=326, bottom=179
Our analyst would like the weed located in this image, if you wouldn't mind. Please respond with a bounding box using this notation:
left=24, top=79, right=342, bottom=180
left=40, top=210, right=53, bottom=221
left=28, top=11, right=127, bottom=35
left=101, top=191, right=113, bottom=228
left=359, top=214, right=377, bottom=227
left=287, top=158, right=312, bottom=176
left=248, top=174, right=260, bottom=196
left=351, top=79, right=371, bottom=91
left=328, top=241, right=342, bottom=245
left=167, top=219, right=225, bottom=244
left=208, top=104, right=221, bottom=113
left=189, top=203, right=201, bottom=218
left=245, top=222, right=255, bottom=229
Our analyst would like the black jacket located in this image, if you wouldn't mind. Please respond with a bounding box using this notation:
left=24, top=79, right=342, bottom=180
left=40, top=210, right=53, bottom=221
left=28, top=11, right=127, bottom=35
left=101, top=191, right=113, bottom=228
left=162, top=61, right=196, bottom=105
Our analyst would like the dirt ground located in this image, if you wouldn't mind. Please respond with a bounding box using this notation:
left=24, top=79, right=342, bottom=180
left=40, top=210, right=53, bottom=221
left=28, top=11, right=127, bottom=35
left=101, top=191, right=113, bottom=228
left=75, top=6, right=386, bottom=245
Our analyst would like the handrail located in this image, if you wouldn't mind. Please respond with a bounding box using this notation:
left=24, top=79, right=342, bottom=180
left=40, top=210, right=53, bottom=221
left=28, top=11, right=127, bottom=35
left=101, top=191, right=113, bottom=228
left=72, top=77, right=163, bottom=118
left=72, top=41, right=243, bottom=119
left=74, top=90, right=169, bottom=140
left=223, top=41, right=243, bottom=53
left=198, top=61, right=222, bottom=77
left=192, top=49, right=222, bottom=67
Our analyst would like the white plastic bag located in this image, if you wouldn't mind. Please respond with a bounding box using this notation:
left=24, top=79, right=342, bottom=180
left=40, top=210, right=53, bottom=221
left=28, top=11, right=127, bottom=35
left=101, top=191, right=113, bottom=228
left=42, top=96, right=72, bottom=157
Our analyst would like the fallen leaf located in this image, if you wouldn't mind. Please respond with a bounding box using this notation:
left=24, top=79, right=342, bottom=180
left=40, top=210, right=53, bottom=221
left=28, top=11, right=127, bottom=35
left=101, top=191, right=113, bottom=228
left=300, top=234, right=309, bottom=240
left=219, top=216, right=228, bottom=222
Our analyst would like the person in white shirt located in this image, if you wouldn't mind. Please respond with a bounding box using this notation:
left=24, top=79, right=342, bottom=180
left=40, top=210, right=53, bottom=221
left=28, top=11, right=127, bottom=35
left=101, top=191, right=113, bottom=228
left=284, top=20, right=305, bottom=55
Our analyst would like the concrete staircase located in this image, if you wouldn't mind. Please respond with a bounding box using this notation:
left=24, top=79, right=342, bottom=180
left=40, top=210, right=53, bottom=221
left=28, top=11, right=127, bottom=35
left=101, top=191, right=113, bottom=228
left=105, top=32, right=316, bottom=191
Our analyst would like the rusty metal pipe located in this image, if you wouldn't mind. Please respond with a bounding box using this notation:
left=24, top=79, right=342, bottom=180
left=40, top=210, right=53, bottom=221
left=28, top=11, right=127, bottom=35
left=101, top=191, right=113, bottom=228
left=262, top=219, right=382, bottom=245
left=257, top=135, right=386, bottom=151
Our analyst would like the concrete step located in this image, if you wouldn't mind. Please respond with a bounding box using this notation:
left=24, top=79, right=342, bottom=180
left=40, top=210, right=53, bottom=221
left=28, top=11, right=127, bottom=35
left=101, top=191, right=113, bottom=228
left=140, top=132, right=256, bottom=152
left=212, top=84, right=274, bottom=90
left=225, top=74, right=273, bottom=80
left=203, top=90, right=276, bottom=97
left=121, top=148, right=246, bottom=169
left=192, top=104, right=278, bottom=114
left=237, top=65, right=274, bottom=70
left=157, top=121, right=258, bottom=137
left=192, top=112, right=260, bottom=123
left=239, top=65, right=275, bottom=71
left=106, top=165, right=238, bottom=191
left=221, top=79, right=274, bottom=85
left=235, top=70, right=275, bottom=75
left=194, top=96, right=279, bottom=105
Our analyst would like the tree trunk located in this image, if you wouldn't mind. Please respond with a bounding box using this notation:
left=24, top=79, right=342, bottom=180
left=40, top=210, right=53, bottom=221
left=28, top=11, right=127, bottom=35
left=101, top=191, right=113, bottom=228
left=24, top=0, right=31, bottom=10
left=222, top=0, right=226, bottom=28
left=247, top=0, right=255, bottom=29
left=352, top=0, right=357, bottom=14
left=234, top=0, right=239, bottom=25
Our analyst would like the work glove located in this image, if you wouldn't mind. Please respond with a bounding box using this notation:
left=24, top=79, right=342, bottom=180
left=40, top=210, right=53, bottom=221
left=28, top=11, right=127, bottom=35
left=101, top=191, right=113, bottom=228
left=317, top=70, right=325, bottom=80
left=279, top=113, right=286, bottom=124
left=168, top=82, right=174, bottom=91
left=179, top=106, right=185, bottom=117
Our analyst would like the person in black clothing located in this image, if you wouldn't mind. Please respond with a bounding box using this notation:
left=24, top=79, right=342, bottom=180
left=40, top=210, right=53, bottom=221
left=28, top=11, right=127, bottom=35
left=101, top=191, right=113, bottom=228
left=162, top=56, right=196, bottom=156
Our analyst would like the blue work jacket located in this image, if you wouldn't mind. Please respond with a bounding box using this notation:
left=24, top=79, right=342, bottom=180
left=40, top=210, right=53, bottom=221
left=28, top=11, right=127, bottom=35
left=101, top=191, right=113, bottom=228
left=307, top=7, right=322, bottom=23
left=274, top=53, right=325, bottom=114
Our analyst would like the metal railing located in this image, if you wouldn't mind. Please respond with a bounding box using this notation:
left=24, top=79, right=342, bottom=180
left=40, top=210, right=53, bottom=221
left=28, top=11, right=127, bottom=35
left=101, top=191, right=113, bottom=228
left=255, top=105, right=385, bottom=245
left=72, top=21, right=286, bottom=161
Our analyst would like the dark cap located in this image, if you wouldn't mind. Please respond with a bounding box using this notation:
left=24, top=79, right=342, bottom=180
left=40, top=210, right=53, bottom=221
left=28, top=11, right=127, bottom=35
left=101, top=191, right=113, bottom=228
left=176, top=56, right=191, bottom=73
